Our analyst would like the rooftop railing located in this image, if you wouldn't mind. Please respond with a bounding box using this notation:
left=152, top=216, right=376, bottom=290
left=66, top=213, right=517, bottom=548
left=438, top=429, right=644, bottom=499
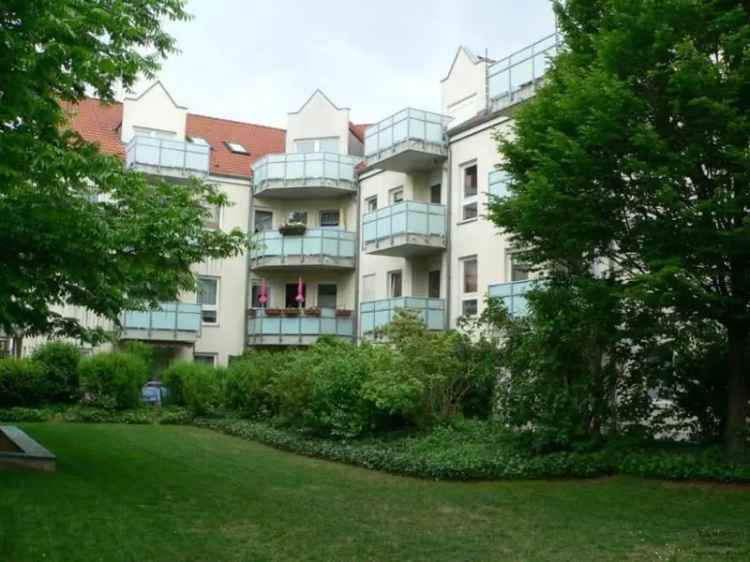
left=252, top=152, right=359, bottom=196
left=360, top=297, right=446, bottom=334
left=250, top=228, right=356, bottom=269
left=119, top=302, right=202, bottom=342
left=125, top=136, right=210, bottom=176
left=487, top=32, right=563, bottom=113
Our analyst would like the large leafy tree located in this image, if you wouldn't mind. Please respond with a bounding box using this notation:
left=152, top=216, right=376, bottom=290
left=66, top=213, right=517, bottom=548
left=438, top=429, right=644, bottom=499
left=0, top=1, right=247, bottom=344
left=490, top=0, right=750, bottom=449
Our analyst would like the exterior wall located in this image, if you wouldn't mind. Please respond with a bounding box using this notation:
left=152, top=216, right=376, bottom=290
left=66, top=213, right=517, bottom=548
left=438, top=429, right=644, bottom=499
left=441, top=48, right=489, bottom=128
left=286, top=91, right=351, bottom=155
left=252, top=195, right=357, bottom=231
left=347, top=131, right=364, bottom=157
left=447, top=115, right=514, bottom=328
left=121, top=83, right=188, bottom=142
left=191, top=175, right=251, bottom=366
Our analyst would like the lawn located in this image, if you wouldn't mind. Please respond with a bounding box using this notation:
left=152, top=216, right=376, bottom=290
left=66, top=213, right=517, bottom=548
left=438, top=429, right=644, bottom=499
left=1, top=424, right=749, bottom=562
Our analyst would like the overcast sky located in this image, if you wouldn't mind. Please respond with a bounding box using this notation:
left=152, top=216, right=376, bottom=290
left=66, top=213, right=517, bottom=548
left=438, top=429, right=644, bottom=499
left=135, top=0, right=556, bottom=128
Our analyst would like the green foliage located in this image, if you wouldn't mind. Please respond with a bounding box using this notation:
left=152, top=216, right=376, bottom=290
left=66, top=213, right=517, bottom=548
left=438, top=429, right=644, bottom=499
left=0, top=0, right=248, bottom=343
left=162, top=362, right=222, bottom=415
left=120, top=342, right=155, bottom=375
left=78, top=352, right=149, bottom=410
left=223, top=352, right=279, bottom=417
left=30, top=342, right=81, bottom=403
left=0, top=359, right=44, bottom=407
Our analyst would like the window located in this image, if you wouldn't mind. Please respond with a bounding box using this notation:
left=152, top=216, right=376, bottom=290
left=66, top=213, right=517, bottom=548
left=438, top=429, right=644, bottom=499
left=430, top=184, right=442, bottom=205
left=133, top=126, right=176, bottom=139
left=319, top=210, right=340, bottom=228
left=462, top=299, right=478, bottom=317
left=203, top=204, right=221, bottom=229
left=295, top=137, right=339, bottom=154
left=254, top=210, right=273, bottom=233
left=198, top=277, right=219, bottom=324
left=190, top=136, right=208, bottom=145
left=362, top=274, right=376, bottom=302
left=251, top=283, right=265, bottom=308
left=194, top=353, right=216, bottom=367
left=285, top=283, right=305, bottom=308
left=462, top=256, right=478, bottom=294
left=366, top=196, right=378, bottom=214
left=225, top=141, right=249, bottom=155
left=509, top=253, right=531, bottom=282
left=390, top=187, right=404, bottom=204
left=462, top=163, right=479, bottom=221
left=428, top=270, right=441, bottom=298
left=388, top=270, right=403, bottom=298
left=318, top=284, right=337, bottom=308
left=287, top=211, right=307, bottom=225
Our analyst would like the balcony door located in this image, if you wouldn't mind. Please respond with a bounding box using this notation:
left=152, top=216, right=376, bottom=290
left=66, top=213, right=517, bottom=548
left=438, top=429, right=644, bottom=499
left=285, top=283, right=306, bottom=308
left=318, top=284, right=337, bottom=308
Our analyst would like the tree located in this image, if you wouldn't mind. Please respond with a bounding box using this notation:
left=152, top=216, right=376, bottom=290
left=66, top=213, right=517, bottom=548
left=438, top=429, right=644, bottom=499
left=489, top=0, right=750, bottom=450
left=0, top=1, right=247, bottom=343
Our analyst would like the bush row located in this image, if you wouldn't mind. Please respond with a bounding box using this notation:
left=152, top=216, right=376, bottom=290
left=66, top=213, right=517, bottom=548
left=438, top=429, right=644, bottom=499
left=0, top=405, right=192, bottom=425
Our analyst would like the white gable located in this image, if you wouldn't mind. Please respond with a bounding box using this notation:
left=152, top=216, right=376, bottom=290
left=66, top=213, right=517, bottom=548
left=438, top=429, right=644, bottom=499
left=285, top=90, right=351, bottom=154
left=121, top=82, right=188, bottom=143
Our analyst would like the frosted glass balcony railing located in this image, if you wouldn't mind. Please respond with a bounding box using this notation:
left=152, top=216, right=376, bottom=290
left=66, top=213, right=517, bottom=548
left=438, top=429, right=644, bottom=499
left=362, top=201, right=446, bottom=256
left=488, top=170, right=510, bottom=198
left=360, top=298, right=446, bottom=334
left=252, top=153, right=359, bottom=198
left=487, top=32, right=562, bottom=112
left=364, top=108, right=451, bottom=172
left=250, top=228, right=356, bottom=269
left=119, top=302, right=202, bottom=342
left=247, top=307, right=354, bottom=346
left=488, top=280, right=534, bottom=316
left=125, top=136, right=210, bottom=177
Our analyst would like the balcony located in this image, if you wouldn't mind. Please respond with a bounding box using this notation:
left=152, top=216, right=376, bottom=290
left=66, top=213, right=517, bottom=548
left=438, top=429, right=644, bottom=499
left=360, top=297, right=446, bottom=334
left=363, top=108, right=451, bottom=173
left=487, top=32, right=562, bottom=113
left=252, top=153, right=359, bottom=198
left=362, top=201, right=446, bottom=257
left=488, top=280, right=533, bottom=316
left=119, top=302, right=202, bottom=343
left=125, top=136, right=210, bottom=178
left=247, top=307, right=354, bottom=346
left=250, top=228, right=356, bottom=270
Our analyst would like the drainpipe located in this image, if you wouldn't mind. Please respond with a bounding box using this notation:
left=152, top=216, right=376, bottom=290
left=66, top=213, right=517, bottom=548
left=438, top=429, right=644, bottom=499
left=445, top=144, right=453, bottom=331
left=244, top=176, right=255, bottom=354
left=353, top=175, right=362, bottom=343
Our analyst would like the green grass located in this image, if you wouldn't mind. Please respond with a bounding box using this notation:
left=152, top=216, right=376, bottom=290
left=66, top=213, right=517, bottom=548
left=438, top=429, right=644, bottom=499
left=2, top=424, right=749, bottom=562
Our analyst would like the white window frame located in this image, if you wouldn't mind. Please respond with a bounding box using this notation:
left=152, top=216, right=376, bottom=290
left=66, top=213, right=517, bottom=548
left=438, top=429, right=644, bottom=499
left=507, top=251, right=531, bottom=283
left=225, top=141, right=248, bottom=155
left=294, top=137, right=340, bottom=154
left=254, top=209, right=274, bottom=233
left=193, top=353, right=217, bottom=367
left=319, top=209, right=340, bottom=228
left=365, top=195, right=378, bottom=214
left=389, top=187, right=404, bottom=205
left=387, top=270, right=403, bottom=298
left=133, top=126, right=176, bottom=139
left=197, top=276, right=220, bottom=326
left=203, top=203, right=222, bottom=230
left=460, top=255, right=478, bottom=316
left=461, top=162, right=479, bottom=223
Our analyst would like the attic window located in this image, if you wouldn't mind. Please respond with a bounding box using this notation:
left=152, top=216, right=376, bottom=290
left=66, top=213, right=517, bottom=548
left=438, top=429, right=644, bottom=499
left=225, top=141, right=249, bottom=155
left=190, top=137, right=209, bottom=145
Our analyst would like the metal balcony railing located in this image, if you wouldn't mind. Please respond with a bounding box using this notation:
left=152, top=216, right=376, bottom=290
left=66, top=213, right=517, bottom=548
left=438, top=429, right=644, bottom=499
left=125, top=136, right=210, bottom=176
left=119, top=302, right=202, bottom=342
left=247, top=307, right=354, bottom=345
left=251, top=228, right=356, bottom=269
left=360, top=297, right=446, bottom=333
left=362, top=201, right=446, bottom=255
left=488, top=280, right=534, bottom=316
left=252, top=152, right=359, bottom=197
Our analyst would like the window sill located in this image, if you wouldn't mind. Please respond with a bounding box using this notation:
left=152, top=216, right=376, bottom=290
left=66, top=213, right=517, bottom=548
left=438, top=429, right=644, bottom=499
left=456, top=217, right=479, bottom=226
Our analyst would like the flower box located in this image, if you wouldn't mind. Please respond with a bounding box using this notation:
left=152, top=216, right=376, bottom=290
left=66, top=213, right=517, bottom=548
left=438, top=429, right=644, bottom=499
left=247, top=309, right=257, bottom=318
left=283, top=308, right=300, bottom=316
left=278, top=223, right=306, bottom=236
left=335, top=309, right=352, bottom=318
left=304, top=307, right=321, bottom=317
left=264, top=308, right=282, bottom=317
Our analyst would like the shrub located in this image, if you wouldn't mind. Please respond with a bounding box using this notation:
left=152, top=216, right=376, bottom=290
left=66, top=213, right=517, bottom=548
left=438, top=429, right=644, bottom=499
left=78, top=352, right=149, bottom=410
left=31, top=342, right=81, bottom=403
left=223, top=352, right=279, bottom=418
left=162, top=362, right=221, bottom=415
left=120, top=341, right=155, bottom=375
left=0, top=359, right=44, bottom=407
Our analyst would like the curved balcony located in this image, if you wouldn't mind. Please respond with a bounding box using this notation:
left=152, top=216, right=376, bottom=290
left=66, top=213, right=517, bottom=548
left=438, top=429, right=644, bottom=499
left=125, top=136, right=210, bottom=179
left=363, top=108, right=451, bottom=173
left=252, top=153, right=359, bottom=199
left=362, top=201, right=446, bottom=257
left=247, top=307, right=354, bottom=346
left=360, top=297, right=446, bottom=335
left=250, top=228, right=356, bottom=270
left=119, top=302, right=202, bottom=343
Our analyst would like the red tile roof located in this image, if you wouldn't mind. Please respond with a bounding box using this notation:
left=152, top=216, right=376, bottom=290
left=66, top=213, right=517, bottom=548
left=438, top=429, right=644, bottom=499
left=349, top=123, right=369, bottom=144
left=62, top=98, right=286, bottom=179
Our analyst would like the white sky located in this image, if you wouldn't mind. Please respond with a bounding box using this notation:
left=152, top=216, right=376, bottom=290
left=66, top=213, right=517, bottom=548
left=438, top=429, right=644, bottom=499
left=135, top=0, right=556, bottom=128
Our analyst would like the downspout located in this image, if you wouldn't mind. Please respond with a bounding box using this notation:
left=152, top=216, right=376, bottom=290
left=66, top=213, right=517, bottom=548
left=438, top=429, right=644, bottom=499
left=244, top=173, right=255, bottom=354
left=353, top=174, right=362, bottom=343
left=445, top=144, right=453, bottom=331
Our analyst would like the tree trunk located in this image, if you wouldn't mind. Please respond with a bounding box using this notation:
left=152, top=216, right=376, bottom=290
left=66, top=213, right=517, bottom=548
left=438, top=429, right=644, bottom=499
left=725, top=325, right=749, bottom=452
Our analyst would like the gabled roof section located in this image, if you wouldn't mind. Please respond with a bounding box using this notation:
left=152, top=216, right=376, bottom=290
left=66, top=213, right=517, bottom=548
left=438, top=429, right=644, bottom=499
left=62, top=98, right=286, bottom=179
left=441, top=46, right=495, bottom=83
left=123, top=81, right=187, bottom=109
left=290, top=89, right=350, bottom=115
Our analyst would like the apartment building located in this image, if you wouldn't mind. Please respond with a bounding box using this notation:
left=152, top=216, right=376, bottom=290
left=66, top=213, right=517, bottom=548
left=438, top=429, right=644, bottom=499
left=14, top=32, right=560, bottom=365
